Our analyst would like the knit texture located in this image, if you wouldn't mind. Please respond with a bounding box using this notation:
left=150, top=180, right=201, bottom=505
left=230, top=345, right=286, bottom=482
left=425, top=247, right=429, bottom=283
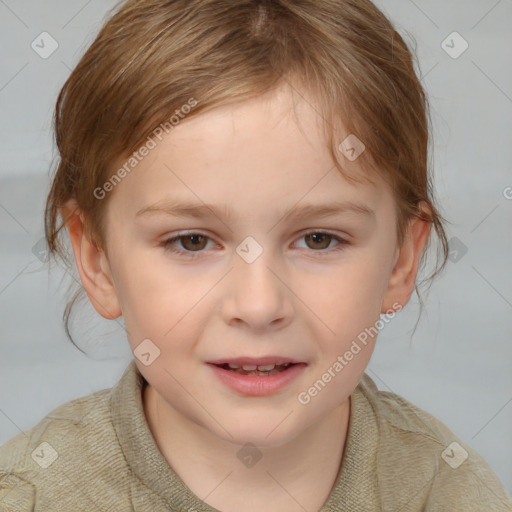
left=1, top=360, right=511, bottom=511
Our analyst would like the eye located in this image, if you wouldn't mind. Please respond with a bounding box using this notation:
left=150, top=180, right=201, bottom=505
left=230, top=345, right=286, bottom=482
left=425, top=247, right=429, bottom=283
left=294, top=231, right=348, bottom=254
left=161, top=232, right=215, bottom=257
left=160, top=230, right=349, bottom=258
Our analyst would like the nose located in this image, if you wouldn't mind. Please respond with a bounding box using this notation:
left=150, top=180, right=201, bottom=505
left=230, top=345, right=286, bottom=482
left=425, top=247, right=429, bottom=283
left=221, top=244, right=294, bottom=332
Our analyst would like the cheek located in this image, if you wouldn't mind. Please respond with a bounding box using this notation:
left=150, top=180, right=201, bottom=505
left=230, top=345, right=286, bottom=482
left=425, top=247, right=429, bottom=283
left=112, top=252, right=215, bottom=340
left=303, top=252, right=391, bottom=333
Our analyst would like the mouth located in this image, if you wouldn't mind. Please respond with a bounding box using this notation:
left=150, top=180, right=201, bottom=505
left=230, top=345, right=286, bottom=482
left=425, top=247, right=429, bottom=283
left=206, top=357, right=308, bottom=396
left=206, top=357, right=307, bottom=377
left=211, top=362, right=299, bottom=376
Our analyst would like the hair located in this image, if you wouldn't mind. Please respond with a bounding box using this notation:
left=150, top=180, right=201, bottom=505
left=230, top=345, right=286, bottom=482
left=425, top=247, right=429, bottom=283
left=44, top=0, right=450, bottom=350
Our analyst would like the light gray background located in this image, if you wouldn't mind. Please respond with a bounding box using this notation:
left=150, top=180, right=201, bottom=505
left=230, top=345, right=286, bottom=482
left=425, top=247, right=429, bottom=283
left=1, top=0, right=511, bottom=496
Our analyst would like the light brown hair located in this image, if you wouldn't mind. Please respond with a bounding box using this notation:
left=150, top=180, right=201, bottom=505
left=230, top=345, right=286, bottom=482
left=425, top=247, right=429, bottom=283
left=44, top=0, right=450, bottom=348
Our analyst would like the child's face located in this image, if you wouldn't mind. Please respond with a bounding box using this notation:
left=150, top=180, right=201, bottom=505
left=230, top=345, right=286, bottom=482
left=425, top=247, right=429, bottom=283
left=84, top=83, right=419, bottom=446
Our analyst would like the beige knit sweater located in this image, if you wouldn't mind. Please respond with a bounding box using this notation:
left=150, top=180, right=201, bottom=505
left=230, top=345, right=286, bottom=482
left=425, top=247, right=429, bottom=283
left=1, top=360, right=511, bottom=511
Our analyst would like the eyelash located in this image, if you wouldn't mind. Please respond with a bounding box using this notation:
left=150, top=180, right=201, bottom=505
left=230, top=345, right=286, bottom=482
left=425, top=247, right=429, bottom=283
left=160, top=230, right=349, bottom=259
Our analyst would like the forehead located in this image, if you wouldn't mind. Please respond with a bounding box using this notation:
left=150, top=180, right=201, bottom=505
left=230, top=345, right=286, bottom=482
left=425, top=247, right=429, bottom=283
left=106, top=83, right=393, bottom=224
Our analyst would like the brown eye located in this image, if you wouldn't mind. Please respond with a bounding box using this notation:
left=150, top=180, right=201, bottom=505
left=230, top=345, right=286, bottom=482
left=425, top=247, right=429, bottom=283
left=304, top=232, right=333, bottom=250
left=177, top=234, right=208, bottom=251
left=162, top=233, right=212, bottom=254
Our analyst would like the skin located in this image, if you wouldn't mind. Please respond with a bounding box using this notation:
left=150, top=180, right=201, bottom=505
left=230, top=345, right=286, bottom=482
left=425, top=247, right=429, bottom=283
left=64, top=82, right=430, bottom=512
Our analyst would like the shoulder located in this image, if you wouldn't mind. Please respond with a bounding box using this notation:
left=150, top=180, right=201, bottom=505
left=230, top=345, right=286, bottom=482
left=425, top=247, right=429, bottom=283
left=357, top=373, right=458, bottom=441
left=0, top=385, right=112, bottom=470
left=0, top=472, right=35, bottom=511
left=0, top=385, right=114, bottom=511
left=355, top=373, right=512, bottom=511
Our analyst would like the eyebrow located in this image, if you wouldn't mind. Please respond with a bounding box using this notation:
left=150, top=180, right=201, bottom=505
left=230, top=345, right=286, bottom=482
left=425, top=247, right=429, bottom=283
left=135, top=199, right=375, bottom=222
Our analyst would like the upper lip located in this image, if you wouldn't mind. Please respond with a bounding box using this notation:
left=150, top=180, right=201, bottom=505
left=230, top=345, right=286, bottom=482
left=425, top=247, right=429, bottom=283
left=207, top=356, right=306, bottom=366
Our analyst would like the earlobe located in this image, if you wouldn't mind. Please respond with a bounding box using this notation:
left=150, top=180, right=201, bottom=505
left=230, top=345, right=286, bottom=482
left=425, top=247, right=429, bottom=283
left=381, top=206, right=431, bottom=314
left=63, top=200, right=122, bottom=320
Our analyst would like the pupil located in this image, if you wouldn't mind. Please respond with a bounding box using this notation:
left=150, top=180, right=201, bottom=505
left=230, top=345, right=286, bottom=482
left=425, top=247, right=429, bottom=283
left=308, top=233, right=330, bottom=249
left=183, top=235, right=206, bottom=251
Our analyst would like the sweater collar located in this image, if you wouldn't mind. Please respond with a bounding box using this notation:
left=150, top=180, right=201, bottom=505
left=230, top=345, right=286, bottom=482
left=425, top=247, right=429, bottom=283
left=111, top=359, right=379, bottom=511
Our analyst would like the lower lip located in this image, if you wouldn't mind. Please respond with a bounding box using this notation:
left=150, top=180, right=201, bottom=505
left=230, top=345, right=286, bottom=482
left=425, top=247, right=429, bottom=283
left=207, top=363, right=307, bottom=396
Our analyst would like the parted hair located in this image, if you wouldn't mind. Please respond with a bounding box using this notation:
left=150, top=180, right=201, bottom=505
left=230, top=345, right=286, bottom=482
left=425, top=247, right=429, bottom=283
left=44, top=0, right=449, bottom=347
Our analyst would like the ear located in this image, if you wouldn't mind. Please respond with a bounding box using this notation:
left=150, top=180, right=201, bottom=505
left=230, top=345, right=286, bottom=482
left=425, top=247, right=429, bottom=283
left=62, top=200, right=122, bottom=320
left=381, top=203, right=431, bottom=314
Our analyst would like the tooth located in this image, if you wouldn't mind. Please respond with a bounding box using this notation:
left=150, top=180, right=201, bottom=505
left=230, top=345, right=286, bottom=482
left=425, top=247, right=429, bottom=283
left=228, top=363, right=240, bottom=369
left=242, top=365, right=257, bottom=371
left=257, top=364, right=275, bottom=371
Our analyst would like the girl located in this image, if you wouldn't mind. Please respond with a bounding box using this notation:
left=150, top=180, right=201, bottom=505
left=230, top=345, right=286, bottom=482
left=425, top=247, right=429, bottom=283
left=1, top=0, right=511, bottom=510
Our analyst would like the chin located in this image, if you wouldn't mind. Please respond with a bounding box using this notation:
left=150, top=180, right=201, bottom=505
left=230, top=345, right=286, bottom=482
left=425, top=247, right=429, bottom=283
left=211, top=420, right=300, bottom=449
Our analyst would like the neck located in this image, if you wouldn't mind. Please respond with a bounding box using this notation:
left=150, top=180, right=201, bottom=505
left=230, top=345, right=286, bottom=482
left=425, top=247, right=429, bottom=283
left=143, top=384, right=350, bottom=511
